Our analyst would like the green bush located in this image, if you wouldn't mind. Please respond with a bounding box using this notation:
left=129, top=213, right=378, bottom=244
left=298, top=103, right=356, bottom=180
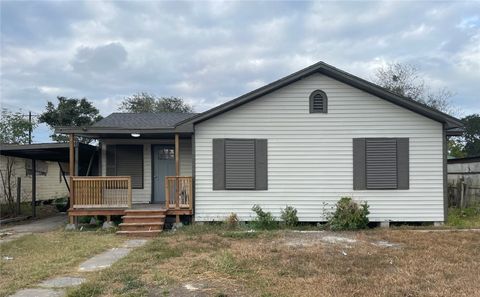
left=251, top=204, right=277, bottom=230
left=54, top=197, right=69, bottom=212
left=280, top=205, right=298, bottom=227
left=328, top=197, right=369, bottom=230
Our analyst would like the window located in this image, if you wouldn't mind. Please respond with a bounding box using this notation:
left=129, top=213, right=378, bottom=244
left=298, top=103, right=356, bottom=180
left=158, top=148, right=175, bottom=160
left=353, top=138, right=409, bottom=190
left=212, top=139, right=268, bottom=190
left=309, top=89, right=328, bottom=113
left=106, top=145, right=144, bottom=189
left=25, top=160, right=48, bottom=176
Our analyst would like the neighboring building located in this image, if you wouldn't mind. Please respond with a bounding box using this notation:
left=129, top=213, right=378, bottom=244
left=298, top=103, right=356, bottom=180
left=448, top=156, right=480, bottom=207
left=56, top=62, right=464, bottom=234
left=0, top=155, right=69, bottom=204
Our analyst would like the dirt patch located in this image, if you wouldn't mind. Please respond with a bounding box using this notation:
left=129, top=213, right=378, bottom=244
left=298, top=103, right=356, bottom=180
left=281, top=231, right=400, bottom=249
left=151, top=279, right=249, bottom=297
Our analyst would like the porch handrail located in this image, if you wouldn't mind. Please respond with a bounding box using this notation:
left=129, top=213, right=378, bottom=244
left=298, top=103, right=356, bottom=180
left=165, top=176, right=193, bottom=210
left=70, top=176, right=132, bottom=209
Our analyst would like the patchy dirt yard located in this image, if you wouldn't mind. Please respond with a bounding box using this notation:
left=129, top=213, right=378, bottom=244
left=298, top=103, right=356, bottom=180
left=66, top=226, right=480, bottom=297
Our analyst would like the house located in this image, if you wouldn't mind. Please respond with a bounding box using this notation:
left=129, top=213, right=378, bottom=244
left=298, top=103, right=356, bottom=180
left=0, top=155, right=69, bottom=204
left=56, top=61, right=463, bottom=235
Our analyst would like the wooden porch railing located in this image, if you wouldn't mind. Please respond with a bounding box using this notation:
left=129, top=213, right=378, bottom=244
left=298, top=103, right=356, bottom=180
left=165, top=176, right=193, bottom=210
left=70, top=176, right=132, bottom=209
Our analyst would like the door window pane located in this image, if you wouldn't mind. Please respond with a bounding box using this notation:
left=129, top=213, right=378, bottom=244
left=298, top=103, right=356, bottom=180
left=159, top=148, right=175, bottom=160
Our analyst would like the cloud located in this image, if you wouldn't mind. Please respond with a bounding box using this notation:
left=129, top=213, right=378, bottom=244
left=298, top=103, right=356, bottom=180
left=1, top=1, right=480, bottom=142
left=71, top=42, right=128, bottom=73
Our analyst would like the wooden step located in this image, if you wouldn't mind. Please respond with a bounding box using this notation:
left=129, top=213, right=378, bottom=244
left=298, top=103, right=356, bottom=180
left=116, top=230, right=162, bottom=237
left=121, top=215, right=165, bottom=223
left=119, top=222, right=164, bottom=231
left=124, top=210, right=166, bottom=216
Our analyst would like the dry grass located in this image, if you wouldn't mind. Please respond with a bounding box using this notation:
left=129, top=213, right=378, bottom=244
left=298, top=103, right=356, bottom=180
left=68, top=227, right=480, bottom=297
left=0, top=230, right=125, bottom=297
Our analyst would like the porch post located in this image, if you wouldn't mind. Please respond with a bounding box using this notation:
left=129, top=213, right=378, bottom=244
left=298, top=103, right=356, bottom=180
left=175, top=133, right=180, bottom=176
left=69, top=134, right=75, bottom=178
left=175, top=133, right=180, bottom=223
left=69, top=133, right=75, bottom=224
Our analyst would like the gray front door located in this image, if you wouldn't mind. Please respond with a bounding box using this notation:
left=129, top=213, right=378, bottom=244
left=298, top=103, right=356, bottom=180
left=153, top=145, right=176, bottom=204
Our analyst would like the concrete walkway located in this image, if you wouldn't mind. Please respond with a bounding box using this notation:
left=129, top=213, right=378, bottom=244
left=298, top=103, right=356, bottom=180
left=0, top=214, right=67, bottom=244
left=9, top=239, right=149, bottom=297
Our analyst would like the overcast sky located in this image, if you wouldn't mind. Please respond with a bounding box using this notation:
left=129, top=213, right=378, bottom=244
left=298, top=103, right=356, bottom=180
left=1, top=1, right=479, bottom=142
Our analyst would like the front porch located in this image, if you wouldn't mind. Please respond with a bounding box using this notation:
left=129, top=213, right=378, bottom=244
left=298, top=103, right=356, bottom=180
left=66, top=132, right=194, bottom=234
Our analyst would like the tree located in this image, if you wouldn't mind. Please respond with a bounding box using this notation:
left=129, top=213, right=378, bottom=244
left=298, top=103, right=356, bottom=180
left=119, top=92, right=194, bottom=113
left=374, top=62, right=459, bottom=116
left=448, top=139, right=467, bottom=158
left=0, top=109, right=37, bottom=144
left=0, top=109, right=37, bottom=215
left=39, top=96, right=103, bottom=143
left=462, top=114, right=480, bottom=157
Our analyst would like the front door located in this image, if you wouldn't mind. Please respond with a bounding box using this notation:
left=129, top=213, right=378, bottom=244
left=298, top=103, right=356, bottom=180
left=152, top=145, right=176, bottom=204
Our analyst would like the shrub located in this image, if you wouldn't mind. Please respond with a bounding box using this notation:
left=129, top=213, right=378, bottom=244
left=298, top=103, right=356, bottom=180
left=251, top=204, right=277, bottom=230
left=225, top=212, right=239, bottom=229
left=280, top=205, right=298, bottom=227
left=54, top=197, right=69, bottom=212
left=328, top=197, right=369, bottom=230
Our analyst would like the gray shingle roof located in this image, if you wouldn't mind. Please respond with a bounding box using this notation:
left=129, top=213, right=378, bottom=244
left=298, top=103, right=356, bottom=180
left=93, top=112, right=197, bottom=129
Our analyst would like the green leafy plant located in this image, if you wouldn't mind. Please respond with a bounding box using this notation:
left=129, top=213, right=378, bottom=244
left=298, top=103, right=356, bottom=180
left=251, top=204, right=277, bottom=230
left=328, top=197, right=369, bottom=230
left=225, top=212, right=239, bottom=229
left=54, top=197, right=69, bottom=212
left=280, top=205, right=298, bottom=227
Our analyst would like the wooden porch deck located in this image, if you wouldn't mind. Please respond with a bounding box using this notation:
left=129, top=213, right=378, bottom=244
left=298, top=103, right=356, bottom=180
left=68, top=176, right=193, bottom=221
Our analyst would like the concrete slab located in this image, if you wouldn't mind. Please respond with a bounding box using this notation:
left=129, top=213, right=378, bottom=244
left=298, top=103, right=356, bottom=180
left=9, top=288, right=64, bottom=297
left=78, top=247, right=131, bottom=272
left=1, top=215, right=67, bottom=244
left=39, top=276, right=85, bottom=288
left=122, top=239, right=148, bottom=248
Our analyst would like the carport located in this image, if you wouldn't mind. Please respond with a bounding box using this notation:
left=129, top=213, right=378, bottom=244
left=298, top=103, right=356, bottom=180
left=0, top=142, right=98, bottom=217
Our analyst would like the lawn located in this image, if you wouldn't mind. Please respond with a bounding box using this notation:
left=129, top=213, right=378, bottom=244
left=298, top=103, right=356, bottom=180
left=67, top=225, right=480, bottom=297
left=447, top=206, right=480, bottom=228
left=0, top=230, right=125, bottom=297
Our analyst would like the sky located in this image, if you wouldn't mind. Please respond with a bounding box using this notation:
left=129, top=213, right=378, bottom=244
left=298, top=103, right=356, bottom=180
left=1, top=0, right=479, bottom=142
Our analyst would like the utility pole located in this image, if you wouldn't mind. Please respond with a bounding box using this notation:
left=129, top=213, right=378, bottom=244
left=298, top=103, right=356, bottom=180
left=28, top=111, right=32, bottom=144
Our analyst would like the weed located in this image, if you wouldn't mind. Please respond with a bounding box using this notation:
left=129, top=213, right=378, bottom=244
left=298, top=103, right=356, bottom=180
left=251, top=204, right=278, bottom=230
left=225, top=212, right=239, bottom=229
left=280, top=205, right=298, bottom=227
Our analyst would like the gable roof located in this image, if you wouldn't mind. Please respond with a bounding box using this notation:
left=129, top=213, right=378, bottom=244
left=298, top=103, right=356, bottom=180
left=177, top=61, right=463, bottom=133
left=94, top=112, right=197, bottom=129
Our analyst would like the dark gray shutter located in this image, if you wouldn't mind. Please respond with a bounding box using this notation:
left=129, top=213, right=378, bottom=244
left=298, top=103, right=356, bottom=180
left=366, top=139, right=397, bottom=189
left=212, top=139, right=225, bottom=190
left=396, top=138, right=409, bottom=189
left=255, top=139, right=268, bottom=190
left=115, top=145, right=144, bottom=189
left=225, top=139, right=255, bottom=190
left=353, top=138, right=366, bottom=190
left=106, top=145, right=116, bottom=176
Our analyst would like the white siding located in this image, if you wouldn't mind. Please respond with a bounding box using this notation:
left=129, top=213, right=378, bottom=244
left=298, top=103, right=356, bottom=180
left=194, top=73, right=444, bottom=222
left=0, top=156, right=69, bottom=203
left=101, top=138, right=192, bottom=204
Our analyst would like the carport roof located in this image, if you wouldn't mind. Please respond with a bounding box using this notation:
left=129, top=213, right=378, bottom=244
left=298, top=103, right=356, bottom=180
left=0, top=142, right=97, bottom=163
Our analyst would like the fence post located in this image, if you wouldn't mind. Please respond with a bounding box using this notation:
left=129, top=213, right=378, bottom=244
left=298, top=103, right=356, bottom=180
left=16, top=177, right=21, bottom=216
